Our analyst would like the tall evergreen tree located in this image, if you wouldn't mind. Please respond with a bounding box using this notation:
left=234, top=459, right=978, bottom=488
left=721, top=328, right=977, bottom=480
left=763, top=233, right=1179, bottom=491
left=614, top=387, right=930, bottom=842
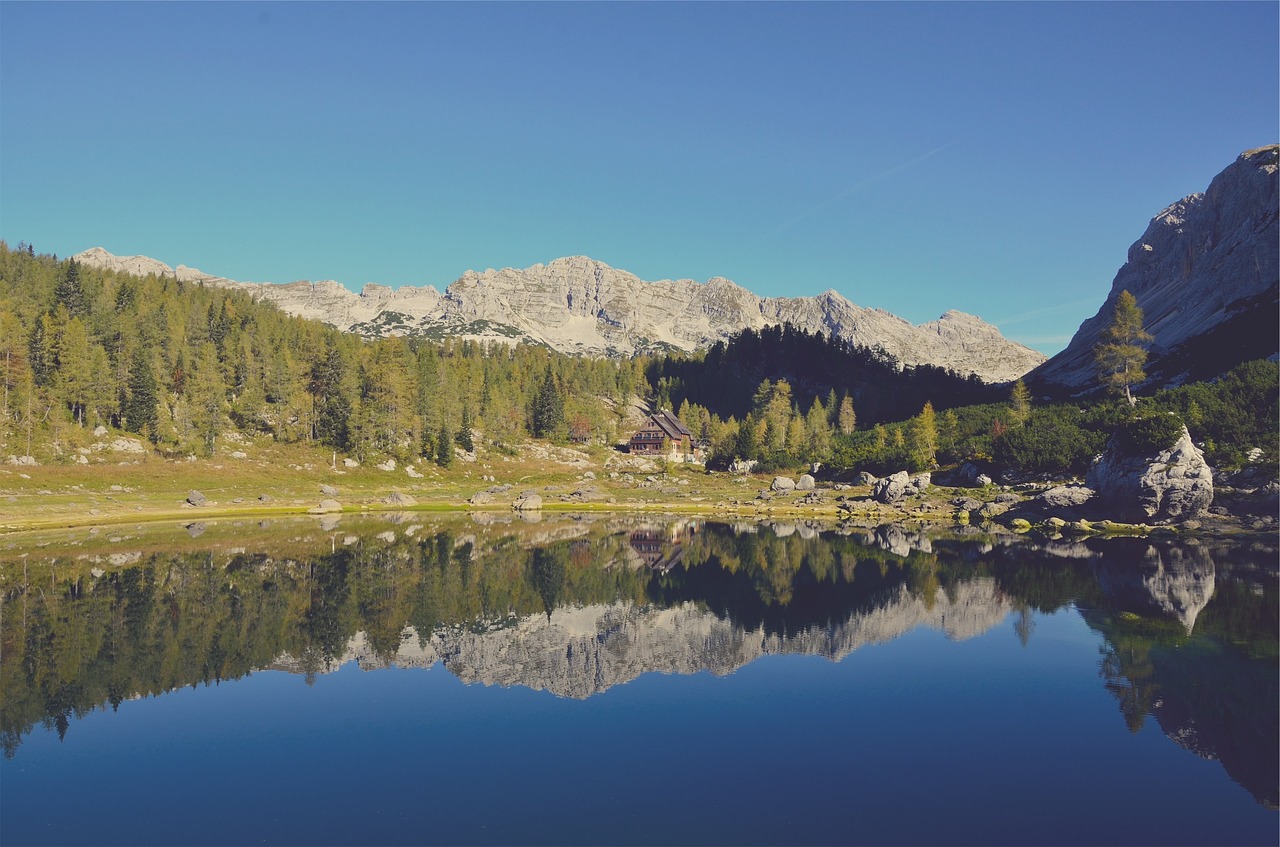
left=435, top=424, right=453, bottom=467
left=457, top=404, right=475, bottom=452
left=54, top=259, right=88, bottom=319
left=54, top=317, right=93, bottom=426
left=189, top=342, right=227, bottom=453
left=1095, top=290, right=1153, bottom=407
left=27, top=315, right=54, bottom=387
left=310, top=343, right=352, bottom=449
left=122, top=347, right=158, bottom=436
left=530, top=364, right=565, bottom=438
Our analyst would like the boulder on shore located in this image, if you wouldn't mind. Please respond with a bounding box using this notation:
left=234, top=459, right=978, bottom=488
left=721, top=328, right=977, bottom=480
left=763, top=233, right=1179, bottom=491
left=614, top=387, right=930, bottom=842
left=1035, top=485, right=1095, bottom=512
left=384, top=492, right=417, bottom=506
left=796, top=474, right=816, bottom=491
left=955, top=463, right=993, bottom=487
left=872, top=471, right=911, bottom=504
left=771, top=476, right=796, bottom=492
left=186, top=490, right=207, bottom=507
left=309, top=499, right=343, bottom=514
left=1086, top=424, right=1213, bottom=522
left=512, top=491, right=543, bottom=511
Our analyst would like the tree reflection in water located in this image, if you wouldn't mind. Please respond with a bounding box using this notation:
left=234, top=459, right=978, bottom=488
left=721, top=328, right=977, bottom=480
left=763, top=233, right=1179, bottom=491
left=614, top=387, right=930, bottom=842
left=1, top=516, right=1275, bottom=806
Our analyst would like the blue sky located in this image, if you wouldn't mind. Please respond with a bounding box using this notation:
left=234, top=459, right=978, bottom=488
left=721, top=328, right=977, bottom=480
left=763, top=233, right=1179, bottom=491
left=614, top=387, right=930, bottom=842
left=2, top=2, right=1276, bottom=354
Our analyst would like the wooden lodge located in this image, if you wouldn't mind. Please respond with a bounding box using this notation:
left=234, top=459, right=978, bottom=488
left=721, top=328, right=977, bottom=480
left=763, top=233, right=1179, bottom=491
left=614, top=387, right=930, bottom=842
left=628, top=410, right=693, bottom=456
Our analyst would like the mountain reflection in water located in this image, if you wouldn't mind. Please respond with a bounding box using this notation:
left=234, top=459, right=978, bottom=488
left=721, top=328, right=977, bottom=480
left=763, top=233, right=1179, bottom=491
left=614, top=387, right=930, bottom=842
left=1, top=516, right=1275, bottom=809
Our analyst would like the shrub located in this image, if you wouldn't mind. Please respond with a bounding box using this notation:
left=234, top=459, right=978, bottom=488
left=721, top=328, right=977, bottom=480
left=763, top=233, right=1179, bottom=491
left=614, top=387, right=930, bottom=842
left=994, top=415, right=1101, bottom=475
left=1111, top=413, right=1184, bottom=456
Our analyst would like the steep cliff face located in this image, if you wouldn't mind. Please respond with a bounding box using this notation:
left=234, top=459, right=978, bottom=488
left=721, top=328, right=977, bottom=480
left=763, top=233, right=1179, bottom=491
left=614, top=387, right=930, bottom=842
left=1032, top=145, right=1279, bottom=393
left=72, top=249, right=1045, bottom=383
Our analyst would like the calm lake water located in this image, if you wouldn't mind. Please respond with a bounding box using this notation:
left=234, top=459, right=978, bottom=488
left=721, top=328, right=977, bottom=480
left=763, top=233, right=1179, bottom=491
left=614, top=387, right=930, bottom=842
left=1, top=515, right=1276, bottom=846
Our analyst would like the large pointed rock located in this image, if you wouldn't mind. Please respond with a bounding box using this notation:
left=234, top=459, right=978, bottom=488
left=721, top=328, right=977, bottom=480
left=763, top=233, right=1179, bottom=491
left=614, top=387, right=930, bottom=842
left=1086, top=423, right=1213, bottom=522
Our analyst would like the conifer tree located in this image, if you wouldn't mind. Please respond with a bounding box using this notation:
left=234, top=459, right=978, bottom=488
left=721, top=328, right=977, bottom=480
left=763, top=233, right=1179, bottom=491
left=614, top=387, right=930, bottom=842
left=189, top=342, right=227, bottom=453
left=1095, top=290, right=1152, bottom=407
left=54, top=317, right=93, bottom=426
left=54, top=259, right=87, bottom=319
left=1010, top=379, right=1032, bottom=427
left=911, top=404, right=942, bottom=470
left=123, top=347, right=158, bottom=437
left=837, top=394, right=856, bottom=435
left=735, top=416, right=759, bottom=462
left=27, top=315, right=55, bottom=387
left=908, top=402, right=938, bottom=470
left=457, top=404, right=475, bottom=452
left=804, top=398, right=832, bottom=463
left=530, top=364, right=565, bottom=438
left=435, top=423, right=453, bottom=467
left=310, top=343, right=353, bottom=449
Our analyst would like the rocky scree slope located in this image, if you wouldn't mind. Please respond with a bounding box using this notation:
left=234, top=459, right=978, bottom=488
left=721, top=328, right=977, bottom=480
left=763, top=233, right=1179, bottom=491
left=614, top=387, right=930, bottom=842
left=73, top=249, right=1045, bottom=383
left=1032, top=145, right=1279, bottom=393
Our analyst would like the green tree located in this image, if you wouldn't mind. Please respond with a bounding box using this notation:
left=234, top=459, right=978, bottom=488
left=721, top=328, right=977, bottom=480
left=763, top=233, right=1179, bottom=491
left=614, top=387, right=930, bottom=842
left=457, top=404, right=475, bottom=452
left=530, top=364, right=565, bottom=439
left=1095, top=290, right=1153, bottom=407
left=735, top=415, right=759, bottom=462
left=189, top=342, right=227, bottom=453
left=122, top=347, right=158, bottom=437
left=54, top=259, right=88, bottom=319
left=309, top=343, right=353, bottom=449
left=435, top=424, right=453, bottom=467
left=53, top=317, right=94, bottom=426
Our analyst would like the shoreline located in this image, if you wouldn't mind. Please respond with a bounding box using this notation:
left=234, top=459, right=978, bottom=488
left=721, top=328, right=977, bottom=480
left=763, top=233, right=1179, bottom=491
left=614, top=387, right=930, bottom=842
left=1, top=441, right=1268, bottom=541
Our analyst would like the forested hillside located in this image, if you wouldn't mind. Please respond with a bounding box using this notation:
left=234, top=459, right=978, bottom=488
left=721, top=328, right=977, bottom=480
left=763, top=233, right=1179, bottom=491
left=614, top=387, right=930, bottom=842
left=2, top=243, right=1274, bottom=483
left=0, top=243, right=647, bottom=462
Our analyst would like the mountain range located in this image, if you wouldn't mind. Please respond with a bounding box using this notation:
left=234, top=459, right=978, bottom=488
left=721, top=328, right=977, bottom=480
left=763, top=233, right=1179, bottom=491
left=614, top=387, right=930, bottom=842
left=73, top=145, right=1278, bottom=393
left=72, top=248, right=1046, bottom=384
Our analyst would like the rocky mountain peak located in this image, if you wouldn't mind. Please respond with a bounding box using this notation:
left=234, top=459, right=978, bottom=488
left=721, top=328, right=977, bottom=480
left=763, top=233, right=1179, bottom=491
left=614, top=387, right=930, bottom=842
left=72, top=247, right=1046, bottom=382
left=1032, top=144, right=1279, bottom=392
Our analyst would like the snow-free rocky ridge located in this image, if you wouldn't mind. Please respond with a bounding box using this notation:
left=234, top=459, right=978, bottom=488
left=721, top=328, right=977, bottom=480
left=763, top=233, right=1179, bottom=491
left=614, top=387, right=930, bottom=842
left=1032, top=145, right=1279, bottom=392
left=74, top=247, right=1045, bottom=383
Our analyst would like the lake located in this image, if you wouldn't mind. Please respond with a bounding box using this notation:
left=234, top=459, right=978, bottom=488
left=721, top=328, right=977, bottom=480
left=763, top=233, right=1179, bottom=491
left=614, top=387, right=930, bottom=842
left=1, top=514, right=1275, bottom=845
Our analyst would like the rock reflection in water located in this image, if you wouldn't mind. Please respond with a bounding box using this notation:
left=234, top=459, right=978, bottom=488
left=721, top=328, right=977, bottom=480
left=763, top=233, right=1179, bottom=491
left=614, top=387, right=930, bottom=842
left=0, top=517, right=1274, bottom=807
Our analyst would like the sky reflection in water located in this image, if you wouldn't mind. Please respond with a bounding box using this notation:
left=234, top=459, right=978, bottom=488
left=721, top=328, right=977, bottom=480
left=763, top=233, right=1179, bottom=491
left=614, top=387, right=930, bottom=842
left=1, top=516, right=1275, bottom=845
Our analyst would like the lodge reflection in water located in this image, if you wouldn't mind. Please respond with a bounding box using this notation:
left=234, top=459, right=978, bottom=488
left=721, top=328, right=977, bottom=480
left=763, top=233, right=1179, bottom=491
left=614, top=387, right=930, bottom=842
left=1, top=517, right=1275, bottom=807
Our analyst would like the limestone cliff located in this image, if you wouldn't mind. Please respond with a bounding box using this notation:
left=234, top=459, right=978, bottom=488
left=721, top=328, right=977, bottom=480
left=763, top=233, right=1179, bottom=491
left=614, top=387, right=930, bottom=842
left=1032, top=145, right=1279, bottom=392
left=73, top=248, right=1044, bottom=383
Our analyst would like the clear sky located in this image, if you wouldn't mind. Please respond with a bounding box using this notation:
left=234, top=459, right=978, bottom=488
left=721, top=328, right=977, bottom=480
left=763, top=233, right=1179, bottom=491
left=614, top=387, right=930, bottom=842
left=2, top=2, right=1276, bottom=354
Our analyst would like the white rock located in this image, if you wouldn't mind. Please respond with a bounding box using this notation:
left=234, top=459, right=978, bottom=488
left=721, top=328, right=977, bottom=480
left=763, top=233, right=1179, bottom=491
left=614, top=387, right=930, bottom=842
left=1086, top=425, right=1214, bottom=522
left=74, top=250, right=1045, bottom=383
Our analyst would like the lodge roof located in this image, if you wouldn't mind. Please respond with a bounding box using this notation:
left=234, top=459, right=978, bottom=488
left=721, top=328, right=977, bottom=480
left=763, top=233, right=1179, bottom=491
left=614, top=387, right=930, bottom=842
left=650, top=410, right=692, bottom=440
